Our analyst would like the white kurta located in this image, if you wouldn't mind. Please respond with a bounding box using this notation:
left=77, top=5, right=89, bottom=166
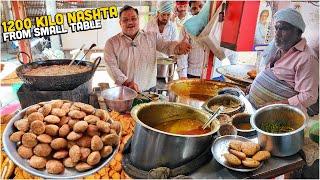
left=104, top=31, right=178, bottom=91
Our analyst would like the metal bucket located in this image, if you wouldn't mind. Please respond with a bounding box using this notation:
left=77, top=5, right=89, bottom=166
left=130, top=102, right=220, bottom=170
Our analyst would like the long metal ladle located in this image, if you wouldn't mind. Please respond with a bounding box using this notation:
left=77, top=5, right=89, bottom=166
left=76, top=43, right=97, bottom=65
left=68, top=44, right=85, bottom=66
left=202, top=106, right=224, bottom=130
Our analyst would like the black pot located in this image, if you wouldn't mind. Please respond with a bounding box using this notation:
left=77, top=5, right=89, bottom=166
left=16, top=52, right=101, bottom=91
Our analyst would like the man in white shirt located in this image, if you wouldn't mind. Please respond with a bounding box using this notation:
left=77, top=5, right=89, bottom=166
left=104, top=5, right=191, bottom=92
left=144, top=1, right=178, bottom=59
left=144, top=1, right=177, bottom=41
left=177, top=1, right=225, bottom=81
left=172, top=1, right=192, bottom=37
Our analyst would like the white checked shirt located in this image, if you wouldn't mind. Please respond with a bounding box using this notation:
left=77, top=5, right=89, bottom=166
left=104, top=31, right=178, bottom=91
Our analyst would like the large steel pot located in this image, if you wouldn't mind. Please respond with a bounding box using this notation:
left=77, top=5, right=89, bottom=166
left=16, top=52, right=101, bottom=91
left=250, top=104, right=306, bottom=157
left=168, top=79, right=236, bottom=108
left=130, top=102, right=220, bottom=170
left=156, top=58, right=175, bottom=78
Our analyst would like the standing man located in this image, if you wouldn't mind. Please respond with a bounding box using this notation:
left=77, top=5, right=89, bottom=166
left=145, top=1, right=178, bottom=58
left=104, top=5, right=191, bottom=92
left=177, top=1, right=225, bottom=81
left=145, top=1, right=177, bottom=41
left=172, top=1, right=192, bottom=37
left=248, top=8, right=319, bottom=115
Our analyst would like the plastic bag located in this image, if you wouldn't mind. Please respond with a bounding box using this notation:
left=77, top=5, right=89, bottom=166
left=196, top=4, right=226, bottom=60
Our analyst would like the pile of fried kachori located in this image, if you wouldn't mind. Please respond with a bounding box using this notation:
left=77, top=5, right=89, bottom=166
left=9, top=100, right=120, bottom=174
left=224, top=140, right=270, bottom=168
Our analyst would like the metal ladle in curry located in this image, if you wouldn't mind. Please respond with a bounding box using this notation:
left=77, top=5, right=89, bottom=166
left=202, top=106, right=224, bottom=130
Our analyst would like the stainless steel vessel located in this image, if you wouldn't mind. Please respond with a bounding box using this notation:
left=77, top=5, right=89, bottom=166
left=202, top=94, right=244, bottom=116
left=250, top=104, right=306, bottom=157
left=130, top=102, right=220, bottom=170
left=168, top=79, right=236, bottom=108
left=156, top=58, right=175, bottom=78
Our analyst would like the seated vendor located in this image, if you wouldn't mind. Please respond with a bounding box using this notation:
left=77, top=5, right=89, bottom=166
left=247, top=8, right=319, bottom=115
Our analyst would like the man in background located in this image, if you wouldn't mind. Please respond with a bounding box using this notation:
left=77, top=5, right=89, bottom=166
left=145, top=1, right=178, bottom=59
left=172, top=1, right=192, bottom=37
left=145, top=1, right=177, bottom=41
left=177, top=0, right=226, bottom=81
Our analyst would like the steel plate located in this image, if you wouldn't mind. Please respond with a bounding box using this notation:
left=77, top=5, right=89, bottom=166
left=3, top=101, right=119, bottom=179
left=216, top=65, right=255, bottom=85
left=211, top=135, right=263, bottom=172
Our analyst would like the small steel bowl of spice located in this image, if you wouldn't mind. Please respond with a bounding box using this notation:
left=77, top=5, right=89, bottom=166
left=216, top=114, right=232, bottom=124
left=231, top=113, right=256, bottom=137
left=217, top=124, right=237, bottom=136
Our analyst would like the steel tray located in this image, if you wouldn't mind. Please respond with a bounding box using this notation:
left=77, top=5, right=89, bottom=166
left=3, top=101, right=119, bottom=179
left=211, top=135, right=263, bottom=172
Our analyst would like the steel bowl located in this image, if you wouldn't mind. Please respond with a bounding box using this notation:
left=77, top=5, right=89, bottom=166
left=2, top=102, right=119, bottom=179
left=231, top=113, right=256, bottom=137
left=101, top=86, right=137, bottom=113
left=130, top=102, right=220, bottom=170
left=217, top=124, right=237, bottom=136
left=250, top=104, right=306, bottom=157
left=202, top=94, right=244, bottom=116
left=168, top=79, right=236, bottom=108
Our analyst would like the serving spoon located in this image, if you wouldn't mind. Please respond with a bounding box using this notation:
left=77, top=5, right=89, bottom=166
left=68, top=44, right=85, bottom=66
left=76, top=43, right=97, bottom=65
left=202, top=106, right=224, bottom=130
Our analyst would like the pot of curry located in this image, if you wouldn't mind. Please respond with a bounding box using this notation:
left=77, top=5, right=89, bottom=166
left=167, top=79, right=236, bottom=108
left=16, top=52, right=101, bottom=90
left=130, top=102, right=220, bottom=170
left=251, top=104, right=306, bottom=157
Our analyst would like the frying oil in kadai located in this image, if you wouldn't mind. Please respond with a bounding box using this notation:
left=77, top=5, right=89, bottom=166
left=154, top=119, right=211, bottom=135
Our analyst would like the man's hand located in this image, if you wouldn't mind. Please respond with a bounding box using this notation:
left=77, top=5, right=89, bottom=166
left=174, top=41, right=191, bottom=55
left=123, top=80, right=140, bottom=92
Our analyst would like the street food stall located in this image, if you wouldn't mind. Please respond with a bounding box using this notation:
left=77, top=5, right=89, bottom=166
left=0, top=0, right=319, bottom=179
left=0, top=80, right=316, bottom=179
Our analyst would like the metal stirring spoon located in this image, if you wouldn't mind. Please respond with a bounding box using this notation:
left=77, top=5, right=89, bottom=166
left=76, top=43, right=97, bottom=65
left=68, top=44, right=85, bottom=66
left=202, top=106, right=224, bottom=130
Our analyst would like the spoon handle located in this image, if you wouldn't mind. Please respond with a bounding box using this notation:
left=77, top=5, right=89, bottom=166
left=202, top=106, right=223, bottom=130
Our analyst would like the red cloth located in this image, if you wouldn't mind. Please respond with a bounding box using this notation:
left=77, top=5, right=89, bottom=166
left=176, top=1, right=188, bottom=6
